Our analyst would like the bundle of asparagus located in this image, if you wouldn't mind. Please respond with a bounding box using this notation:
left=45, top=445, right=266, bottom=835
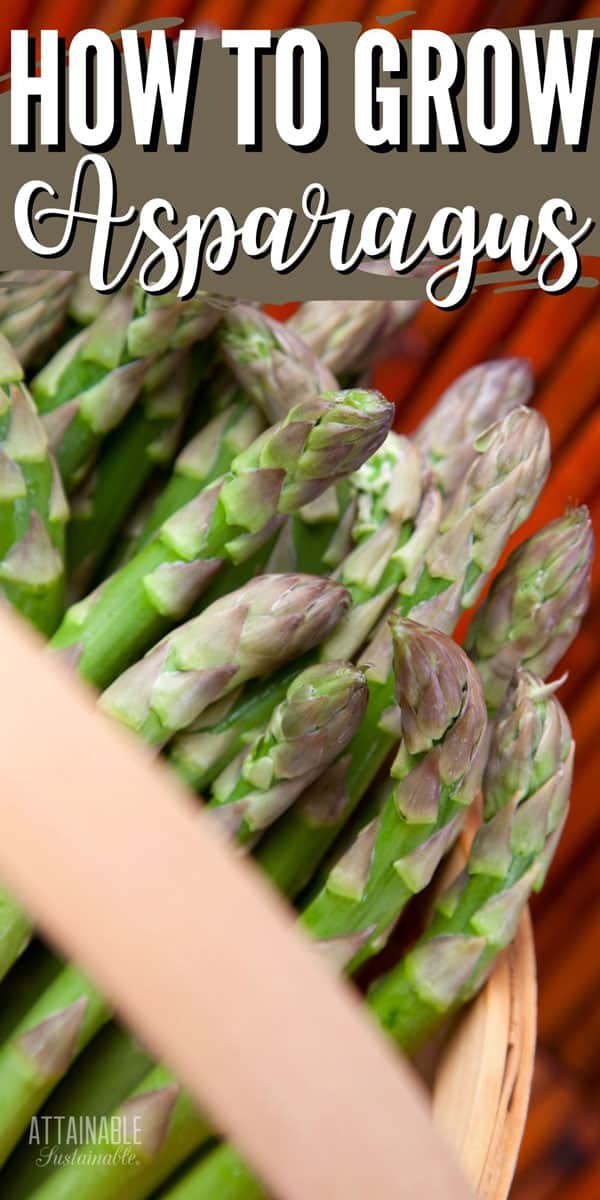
left=0, top=279, right=593, bottom=1200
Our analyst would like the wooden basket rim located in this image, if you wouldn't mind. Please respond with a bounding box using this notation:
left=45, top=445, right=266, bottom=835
left=432, top=909, right=536, bottom=1200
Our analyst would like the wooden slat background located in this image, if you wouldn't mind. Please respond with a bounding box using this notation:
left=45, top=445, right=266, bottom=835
left=1, top=3, right=599, bottom=1197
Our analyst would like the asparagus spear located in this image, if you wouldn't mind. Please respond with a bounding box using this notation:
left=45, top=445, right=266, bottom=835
left=114, top=346, right=276, bottom=566
left=50, top=389, right=393, bottom=688
left=99, top=574, right=351, bottom=748
left=414, top=358, right=534, bottom=497
left=0, top=963, right=110, bottom=1165
left=0, top=336, right=68, bottom=635
left=24, top=1065, right=212, bottom=1200
left=1, top=1025, right=154, bottom=1200
left=128, top=303, right=335, bottom=559
left=255, top=406, right=550, bottom=899
left=0, top=894, right=33, bottom=985
left=67, top=276, right=110, bottom=327
left=202, top=363, right=248, bottom=415
left=0, top=944, right=63, bottom=1046
left=30, top=288, right=226, bottom=492
left=300, top=620, right=486, bottom=972
left=133, top=317, right=405, bottom=568
left=65, top=346, right=209, bottom=596
left=125, top=398, right=265, bottom=556
left=369, top=668, right=573, bottom=1052
left=0, top=574, right=349, bottom=985
left=208, top=661, right=368, bottom=844
left=288, top=299, right=418, bottom=381
left=125, top=289, right=339, bottom=551
left=99, top=476, right=170, bottom=576
left=159, top=1147, right=265, bottom=1200
left=466, top=506, right=593, bottom=712
left=0, top=271, right=75, bottom=369
left=117, top=376, right=398, bottom=578
left=219, top=304, right=337, bottom=421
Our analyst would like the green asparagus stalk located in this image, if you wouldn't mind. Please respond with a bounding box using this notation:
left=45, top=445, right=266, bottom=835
left=255, top=406, right=550, bottom=899
left=127, top=301, right=336, bottom=560
left=168, top=462, right=437, bottom=792
left=67, top=276, right=110, bottom=327
left=0, top=964, right=110, bottom=1165
left=99, top=574, right=351, bottom=748
left=0, top=271, right=75, bottom=369
left=132, top=321, right=407, bottom=570
left=208, top=661, right=368, bottom=844
left=65, top=346, right=209, bottom=597
left=202, top=363, right=247, bottom=414
left=466, top=506, right=593, bottom=712
left=0, top=336, right=68, bottom=635
left=0, top=894, right=33, bottom=984
left=414, top=358, right=534, bottom=497
left=23, top=1065, right=212, bottom=1200
left=1, top=1025, right=154, bottom=1200
left=50, top=389, right=393, bottom=688
left=99, top=476, right=169, bottom=575
left=318, top=436, right=426, bottom=651
left=299, top=620, right=486, bottom=972
left=0, top=944, right=63, bottom=1047
left=369, top=668, right=573, bottom=1051
left=159, top=1147, right=265, bottom=1200
left=288, top=299, right=418, bottom=380
left=31, top=288, right=226, bottom=492
left=126, top=398, right=265, bottom=556
left=218, top=304, right=337, bottom=421
left=105, top=357, right=262, bottom=569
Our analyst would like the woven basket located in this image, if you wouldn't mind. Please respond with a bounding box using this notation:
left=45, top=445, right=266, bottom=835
left=0, top=607, right=536, bottom=1200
